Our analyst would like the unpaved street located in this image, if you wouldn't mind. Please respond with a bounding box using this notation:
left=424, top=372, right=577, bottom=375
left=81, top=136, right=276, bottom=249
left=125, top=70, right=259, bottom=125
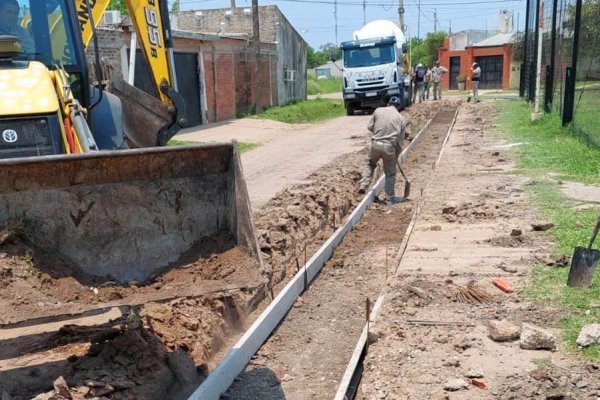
left=176, top=116, right=369, bottom=209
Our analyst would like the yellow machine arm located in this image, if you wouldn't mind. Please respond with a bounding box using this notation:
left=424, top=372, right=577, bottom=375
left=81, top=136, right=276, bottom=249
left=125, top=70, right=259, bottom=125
left=76, top=0, right=177, bottom=107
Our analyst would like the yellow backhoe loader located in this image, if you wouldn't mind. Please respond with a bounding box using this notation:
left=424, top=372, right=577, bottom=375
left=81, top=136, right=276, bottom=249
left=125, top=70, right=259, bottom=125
left=0, top=0, right=260, bottom=284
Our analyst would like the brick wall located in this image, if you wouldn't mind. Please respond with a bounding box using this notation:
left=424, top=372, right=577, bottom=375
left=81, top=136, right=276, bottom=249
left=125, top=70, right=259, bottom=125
left=174, top=5, right=281, bottom=42
left=88, top=28, right=278, bottom=123
left=438, top=38, right=513, bottom=90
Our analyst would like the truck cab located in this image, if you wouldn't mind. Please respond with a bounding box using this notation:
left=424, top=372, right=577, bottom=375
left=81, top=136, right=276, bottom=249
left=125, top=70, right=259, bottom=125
left=341, top=21, right=411, bottom=115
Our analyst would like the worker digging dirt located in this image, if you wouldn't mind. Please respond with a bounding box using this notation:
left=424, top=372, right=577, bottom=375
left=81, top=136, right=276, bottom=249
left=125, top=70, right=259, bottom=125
left=357, top=96, right=407, bottom=205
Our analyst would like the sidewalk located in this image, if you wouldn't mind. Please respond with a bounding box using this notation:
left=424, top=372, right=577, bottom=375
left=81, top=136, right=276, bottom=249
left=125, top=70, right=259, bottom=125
left=357, top=102, right=598, bottom=399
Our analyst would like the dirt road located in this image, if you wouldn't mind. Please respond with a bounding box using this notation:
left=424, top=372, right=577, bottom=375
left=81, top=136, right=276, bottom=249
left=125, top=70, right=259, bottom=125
left=176, top=116, right=369, bottom=209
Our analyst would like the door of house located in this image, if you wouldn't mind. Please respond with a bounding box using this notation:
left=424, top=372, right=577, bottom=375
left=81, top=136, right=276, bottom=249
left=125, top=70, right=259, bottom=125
left=475, top=55, right=503, bottom=89
left=449, top=56, right=460, bottom=90
left=132, top=50, right=203, bottom=126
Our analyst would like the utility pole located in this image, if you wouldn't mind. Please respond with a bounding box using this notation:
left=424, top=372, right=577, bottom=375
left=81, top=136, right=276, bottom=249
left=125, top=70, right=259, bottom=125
left=417, top=0, right=421, bottom=39
left=334, top=0, right=338, bottom=44
left=252, top=0, right=261, bottom=112
left=417, top=0, right=421, bottom=63
left=398, top=0, right=404, bottom=30
left=363, top=0, right=366, bottom=26
left=433, top=8, right=437, bottom=33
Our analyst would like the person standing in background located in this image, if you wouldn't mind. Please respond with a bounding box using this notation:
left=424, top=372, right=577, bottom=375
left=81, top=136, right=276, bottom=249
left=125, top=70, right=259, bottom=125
left=424, top=67, right=432, bottom=100
left=430, top=61, right=448, bottom=100
left=470, top=62, right=481, bottom=102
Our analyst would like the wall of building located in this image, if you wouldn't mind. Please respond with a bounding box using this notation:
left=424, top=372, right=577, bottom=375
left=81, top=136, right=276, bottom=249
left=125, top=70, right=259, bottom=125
left=438, top=38, right=513, bottom=90
left=274, top=7, right=307, bottom=104
left=173, top=5, right=308, bottom=106
left=87, top=28, right=277, bottom=124
left=173, top=6, right=280, bottom=42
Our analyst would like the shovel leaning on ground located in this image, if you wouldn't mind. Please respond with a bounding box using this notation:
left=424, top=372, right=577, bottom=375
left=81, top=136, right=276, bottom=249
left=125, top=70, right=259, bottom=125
left=396, top=160, right=411, bottom=199
left=567, top=215, right=600, bottom=288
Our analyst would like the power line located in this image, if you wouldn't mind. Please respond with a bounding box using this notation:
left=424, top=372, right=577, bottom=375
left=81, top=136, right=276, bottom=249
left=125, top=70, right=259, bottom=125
left=178, top=0, right=524, bottom=7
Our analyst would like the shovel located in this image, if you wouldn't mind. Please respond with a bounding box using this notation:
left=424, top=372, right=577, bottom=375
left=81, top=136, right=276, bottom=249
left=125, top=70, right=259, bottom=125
left=567, top=215, right=600, bottom=288
left=396, top=160, right=411, bottom=199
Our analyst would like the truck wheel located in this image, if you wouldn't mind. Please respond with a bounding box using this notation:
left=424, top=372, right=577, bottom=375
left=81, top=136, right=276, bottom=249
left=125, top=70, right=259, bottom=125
left=346, top=103, right=355, bottom=116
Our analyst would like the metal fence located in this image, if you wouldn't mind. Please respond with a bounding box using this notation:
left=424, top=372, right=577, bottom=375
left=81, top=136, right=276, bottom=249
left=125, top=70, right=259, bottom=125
left=522, top=0, right=600, bottom=147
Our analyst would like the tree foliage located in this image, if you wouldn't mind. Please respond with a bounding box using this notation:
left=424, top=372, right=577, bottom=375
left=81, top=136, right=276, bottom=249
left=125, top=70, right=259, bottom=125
left=570, top=0, right=600, bottom=57
left=511, top=32, right=524, bottom=62
left=108, top=0, right=127, bottom=14
left=307, top=43, right=341, bottom=69
left=410, top=32, right=446, bottom=68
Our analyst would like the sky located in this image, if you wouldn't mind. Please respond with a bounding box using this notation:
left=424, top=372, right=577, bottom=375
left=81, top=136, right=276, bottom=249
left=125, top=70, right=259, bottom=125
left=176, top=0, right=527, bottom=49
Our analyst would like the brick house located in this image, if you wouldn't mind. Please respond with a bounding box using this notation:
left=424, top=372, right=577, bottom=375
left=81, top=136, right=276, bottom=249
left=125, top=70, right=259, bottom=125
left=173, top=5, right=308, bottom=111
left=91, top=5, right=307, bottom=125
left=437, top=31, right=516, bottom=91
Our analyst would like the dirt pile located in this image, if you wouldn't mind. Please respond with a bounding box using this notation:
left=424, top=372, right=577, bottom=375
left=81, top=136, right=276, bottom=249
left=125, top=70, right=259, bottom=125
left=254, top=101, right=449, bottom=286
left=442, top=201, right=511, bottom=222
left=0, top=100, right=451, bottom=399
left=497, top=364, right=600, bottom=399
left=7, top=318, right=202, bottom=400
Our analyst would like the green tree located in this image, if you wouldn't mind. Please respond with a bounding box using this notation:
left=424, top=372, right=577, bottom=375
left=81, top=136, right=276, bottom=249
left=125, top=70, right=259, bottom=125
left=319, top=43, right=342, bottom=61
left=108, top=0, right=127, bottom=14
left=511, top=32, right=524, bottom=62
left=420, top=32, right=446, bottom=67
left=409, top=37, right=424, bottom=68
left=171, top=0, right=180, bottom=13
left=307, top=47, right=326, bottom=69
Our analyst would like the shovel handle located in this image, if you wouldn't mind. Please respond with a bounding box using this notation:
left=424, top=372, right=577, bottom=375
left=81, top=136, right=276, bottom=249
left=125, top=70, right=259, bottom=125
left=588, top=215, right=600, bottom=250
left=396, top=160, right=409, bottom=181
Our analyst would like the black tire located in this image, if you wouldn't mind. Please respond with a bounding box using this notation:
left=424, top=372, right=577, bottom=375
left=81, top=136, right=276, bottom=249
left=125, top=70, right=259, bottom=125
left=346, top=103, right=355, bottom=116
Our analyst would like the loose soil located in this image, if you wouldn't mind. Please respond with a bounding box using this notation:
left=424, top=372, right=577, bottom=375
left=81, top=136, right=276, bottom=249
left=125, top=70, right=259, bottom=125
left=0, top=102, right=443, bottom=399
left=357, top=102, right=600, bottom=400
left=222, top=104, right=460, bottom=399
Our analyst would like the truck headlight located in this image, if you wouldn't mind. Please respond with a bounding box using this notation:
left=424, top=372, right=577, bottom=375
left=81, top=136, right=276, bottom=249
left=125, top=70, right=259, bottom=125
left=345, top=93, right=356, bottom=99
left=387, top=88, right=400, bottom=95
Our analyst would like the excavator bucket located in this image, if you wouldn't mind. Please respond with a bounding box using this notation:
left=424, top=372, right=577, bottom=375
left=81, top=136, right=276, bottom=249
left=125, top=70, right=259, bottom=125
left=110, top=78, right=175, bottom=148
left=0, top=143, right=261, bottom=284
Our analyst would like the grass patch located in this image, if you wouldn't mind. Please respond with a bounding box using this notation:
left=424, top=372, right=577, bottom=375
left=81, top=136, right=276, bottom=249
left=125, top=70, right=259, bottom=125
left=167, top=139, right=196, bottom=146
left=497, top=99, right=600, bottom=360
left=237, top=142, right=260, bottom=153
left=497, top=100, right=600, bottom=184
left=252, top=99, right=345, bottom=124
left=167, top=139, right=260, bottom=153
left=307, top=75, right=342, bottom=95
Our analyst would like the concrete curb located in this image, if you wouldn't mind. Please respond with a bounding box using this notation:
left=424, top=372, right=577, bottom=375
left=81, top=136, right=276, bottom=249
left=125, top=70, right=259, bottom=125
left=187, top=111, right=439, bottom=400
left=333, top=106, right=460, bottom=400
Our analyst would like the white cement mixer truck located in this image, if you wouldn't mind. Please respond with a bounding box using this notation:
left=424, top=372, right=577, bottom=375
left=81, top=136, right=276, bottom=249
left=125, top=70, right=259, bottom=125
left=340, top=20, right=412, bottom=115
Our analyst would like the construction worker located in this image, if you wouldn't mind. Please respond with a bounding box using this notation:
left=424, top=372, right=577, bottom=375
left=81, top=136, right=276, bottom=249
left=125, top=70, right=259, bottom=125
left=470, top=62, right=481, bottom=102
left=431, top=60, right=448, bottom=100
left=414, top=63, right=427, bottom=103
left=424, top=67, right=432, bottom=100
left=0, top=0, right=34, bottom=55
left=358, top=96, right=407, bottom=205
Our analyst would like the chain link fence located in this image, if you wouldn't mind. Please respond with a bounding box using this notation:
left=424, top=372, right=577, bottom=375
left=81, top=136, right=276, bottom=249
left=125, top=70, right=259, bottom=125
left=522, top=0, right=600, bottom=147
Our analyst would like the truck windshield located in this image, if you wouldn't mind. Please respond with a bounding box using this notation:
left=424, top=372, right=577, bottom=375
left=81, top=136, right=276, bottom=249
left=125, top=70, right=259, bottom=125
left=344, top=44, right=395, bottom=68
left=3, top=0, right=78, bottom=66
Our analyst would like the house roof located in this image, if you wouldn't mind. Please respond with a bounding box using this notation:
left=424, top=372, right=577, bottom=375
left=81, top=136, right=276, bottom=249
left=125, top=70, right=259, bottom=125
left=472, top=33, right=514, bottom=47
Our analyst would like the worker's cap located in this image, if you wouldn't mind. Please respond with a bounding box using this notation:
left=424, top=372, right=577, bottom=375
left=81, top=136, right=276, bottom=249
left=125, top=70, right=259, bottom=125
left=388, top=96, right=402, bottom=106
left=472, top=62, right=478, bottom=67
left=417, top=63, right=423, bottom=67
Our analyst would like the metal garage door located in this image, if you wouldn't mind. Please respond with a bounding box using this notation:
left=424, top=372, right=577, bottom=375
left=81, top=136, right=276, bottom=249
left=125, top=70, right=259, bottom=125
left=132, top=51, right=203, bottom=126
left=475, top=55, right=503, bottom=89
left=449, top=56, right=461, bottom=90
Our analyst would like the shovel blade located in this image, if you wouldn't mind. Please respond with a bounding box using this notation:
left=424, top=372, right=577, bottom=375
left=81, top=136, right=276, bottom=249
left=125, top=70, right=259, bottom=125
left=404, top=181, right=411, bottom=199
left=567, top=246, right=600, bottom=288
